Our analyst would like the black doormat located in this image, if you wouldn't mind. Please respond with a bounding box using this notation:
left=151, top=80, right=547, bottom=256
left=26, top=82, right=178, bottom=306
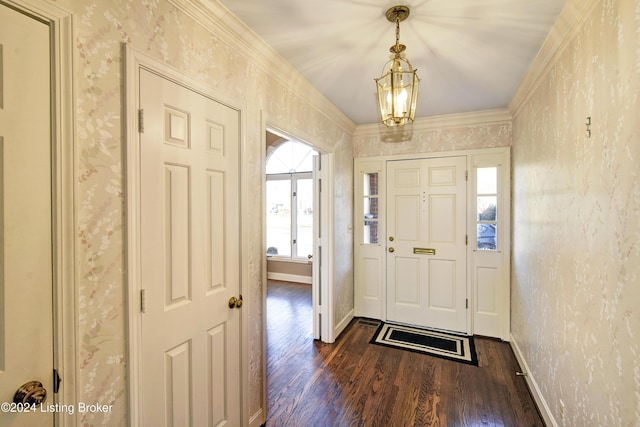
left=370, top=322, right=478, bottom=366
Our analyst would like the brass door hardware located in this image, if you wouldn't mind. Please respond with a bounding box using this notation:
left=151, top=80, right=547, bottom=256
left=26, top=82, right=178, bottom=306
left=228, top=295, right=243, bottom=309
left=413, top=247, right=436, bottom=255
left=13, top=381, right=47, bottom=405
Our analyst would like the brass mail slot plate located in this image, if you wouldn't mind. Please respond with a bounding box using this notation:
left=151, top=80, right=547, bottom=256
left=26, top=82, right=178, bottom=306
left=414, top=247, right=436, bottom=255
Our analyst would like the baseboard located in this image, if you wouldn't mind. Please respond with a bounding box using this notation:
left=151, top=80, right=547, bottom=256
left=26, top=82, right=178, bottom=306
left=334, top=309, right=354, bottom=339
left=266, top=272, right=312, bottom=284
left=509, top=334, right=558, bottom=427
left=249, top=408, right=264, bottom=427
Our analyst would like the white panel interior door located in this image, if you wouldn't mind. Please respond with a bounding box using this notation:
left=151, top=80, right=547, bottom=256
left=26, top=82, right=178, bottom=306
left=386, top=157, right=467, bottom=333
left=0, top=5, right=53, bottom=425
left=139, top=69, right=241, bottom=426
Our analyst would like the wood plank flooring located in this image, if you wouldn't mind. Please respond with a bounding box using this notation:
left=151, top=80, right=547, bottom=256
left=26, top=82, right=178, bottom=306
left=267, top=280, right=544, bottom=426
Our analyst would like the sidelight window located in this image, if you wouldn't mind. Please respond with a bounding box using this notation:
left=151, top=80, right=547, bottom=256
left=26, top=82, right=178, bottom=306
left=476, top=167, right=498, bottom=250
left=363, top=173, right=379, bottom=244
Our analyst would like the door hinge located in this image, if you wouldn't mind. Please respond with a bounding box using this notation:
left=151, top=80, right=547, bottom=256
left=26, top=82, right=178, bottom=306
left=140, top=289, right=146, bottom=313
left=465, top=235, right=468, bottom=246
left=53, top=369, right=62, bottom=393
left=465, top=170, right=468, bottom=181
left=138, top=109, right=145, bottom=133
left=318, top=179, right=322, bottom=193
left=466, top=298, right=469, bottom=309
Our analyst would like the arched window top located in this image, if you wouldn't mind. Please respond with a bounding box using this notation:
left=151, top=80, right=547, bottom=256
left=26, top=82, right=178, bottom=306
left=266, top=140, right=317, bottom=174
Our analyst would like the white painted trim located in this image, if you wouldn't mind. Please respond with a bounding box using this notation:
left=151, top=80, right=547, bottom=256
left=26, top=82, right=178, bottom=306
left=354, top=108, right=511, bottom=138
left=262, top=120, right=336, bottom=345
left=249, top=408, right=264, bottom=427
left=467, top=148, right=512, bottom=341
left=124, top=44, right=249, bottom=426
left=321, top=153, right=335, bottom=343
left=123, top=43, right=143, bottom=427
left=267, top=272, right=312, bottom=285
left=353, top=158, right=385, bottom=320
left=510, top=335, right=557, bottom=427
left=334, top=309, right=354, bottom=339
left=509, top=0, right=600, bottom=117
left=354, top=147, right=511, bottom=340
left=259, top=111, right=269, bottom=427
left=2, top=1, right=78, bottom=425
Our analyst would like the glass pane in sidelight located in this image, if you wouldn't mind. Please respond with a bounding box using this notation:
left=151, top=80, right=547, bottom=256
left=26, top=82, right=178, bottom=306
left=364, top=197, right=379, bottom=220
left=477, top=223, right=497, bottom=251
left=363, top=173, right=379, bottom=196
left=364, top=220, right=379, bottom=244
left=477, top=196, right=497, bottom=221
left=477, top=167, right=497, bottom=194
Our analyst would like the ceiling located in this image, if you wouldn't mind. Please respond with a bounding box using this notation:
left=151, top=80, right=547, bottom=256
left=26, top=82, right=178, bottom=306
left=217, top=0, right=567, bottom=125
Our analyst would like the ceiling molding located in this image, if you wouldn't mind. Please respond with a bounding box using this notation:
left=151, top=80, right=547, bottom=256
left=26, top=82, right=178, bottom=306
left=508, top=0, right=601, bottom=118
left=353, top=108, right=512, bottom=139
left=168, top=0, right=356, bottom=134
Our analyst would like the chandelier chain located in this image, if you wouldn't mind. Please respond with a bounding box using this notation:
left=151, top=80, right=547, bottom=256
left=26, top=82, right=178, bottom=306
left=395, top=16, right=401, bottom=50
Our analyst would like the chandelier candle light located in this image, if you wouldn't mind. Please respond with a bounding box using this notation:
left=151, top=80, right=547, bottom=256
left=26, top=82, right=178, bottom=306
left=375, top=5, right=420, bottom=127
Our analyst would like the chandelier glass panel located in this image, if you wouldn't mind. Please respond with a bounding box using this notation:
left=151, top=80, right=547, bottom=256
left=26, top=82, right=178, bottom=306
left=375, top=5, right=420, bottom=127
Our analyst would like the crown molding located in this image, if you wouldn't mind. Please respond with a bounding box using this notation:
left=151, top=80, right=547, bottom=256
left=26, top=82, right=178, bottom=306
left=508, top=0, right=601, bottom=118
left=353, top=108, right=512, bottom=139
left=168, top=0, right=356, bottom=135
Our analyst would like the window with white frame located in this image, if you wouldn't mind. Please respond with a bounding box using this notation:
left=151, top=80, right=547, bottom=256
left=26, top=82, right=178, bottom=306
left=266, top=140, right=317, bottom=259
left=476, top=166, right=498, bottom=250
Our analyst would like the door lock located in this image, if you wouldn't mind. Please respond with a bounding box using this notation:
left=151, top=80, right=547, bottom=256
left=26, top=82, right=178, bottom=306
left=228, top=295, right=243, bottom=309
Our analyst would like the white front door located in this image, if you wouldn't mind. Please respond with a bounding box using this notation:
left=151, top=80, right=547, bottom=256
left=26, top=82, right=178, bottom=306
left=386, top=157, right=467, bottom=333
left=0, top=4, right=54, bottom=425
left=139, top=69, right=241, bottom=426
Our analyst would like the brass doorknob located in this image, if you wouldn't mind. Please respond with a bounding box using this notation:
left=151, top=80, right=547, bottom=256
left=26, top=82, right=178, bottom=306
left=13, top=381, right=47, bottom=405
left=388, top=247, right=395, bottom=253
left=228, top=295, right=243, bottom=309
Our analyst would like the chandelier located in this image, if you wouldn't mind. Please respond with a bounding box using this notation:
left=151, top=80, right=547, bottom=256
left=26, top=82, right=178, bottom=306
left=374, top=5, right=420, bottom=127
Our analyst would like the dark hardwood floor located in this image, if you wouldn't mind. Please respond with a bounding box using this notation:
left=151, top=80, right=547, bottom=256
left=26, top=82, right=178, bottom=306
left=266, top=280, right=544, bottom=426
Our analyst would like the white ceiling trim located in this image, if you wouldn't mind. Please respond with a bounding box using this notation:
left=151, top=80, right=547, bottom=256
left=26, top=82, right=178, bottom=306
left=509, top=0, right=600, bottom=117
left=354, top=108, right=512, bottom=138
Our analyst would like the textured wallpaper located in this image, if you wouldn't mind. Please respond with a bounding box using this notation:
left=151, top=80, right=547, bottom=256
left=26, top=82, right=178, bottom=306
left=511, top=0, right=640, bottom=425
left=353, top=121, right=512, bottom=158
left=53, top=0, right=353, bottom=424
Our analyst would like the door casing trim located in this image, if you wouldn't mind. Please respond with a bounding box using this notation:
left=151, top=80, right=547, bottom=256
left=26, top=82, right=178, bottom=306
left=124, top=44, right=249, bottom=426
left=0, top=1, right=77, bottom=425
left=354, top=146, right=511, bottom=340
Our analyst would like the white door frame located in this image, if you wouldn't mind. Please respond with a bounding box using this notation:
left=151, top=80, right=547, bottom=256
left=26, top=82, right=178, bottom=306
left=261, top=121, right=334, bottom=343
left=260, top=119, right=335, bottom=417
left=124, top=44, right=250, bottom=426
left=353, top=147, right=511, bottom=340
left=1, top=1, right=77, bottom=425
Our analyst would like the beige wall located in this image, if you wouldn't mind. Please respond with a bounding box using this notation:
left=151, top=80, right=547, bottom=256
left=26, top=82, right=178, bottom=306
left=267, top=259, right=312, bottom=278
left=353, top=111, right=512, bottom=158
left=54, top=0, right=354, bottom=424
left=29, top=0, right=640, bottom=425
left=510, top=0, right=640, bottom=425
